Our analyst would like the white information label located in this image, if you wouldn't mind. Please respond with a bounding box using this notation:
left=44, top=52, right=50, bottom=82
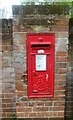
left=38, top=50, right=44, bottom=53
left=36, top=55, right=46, bottom=71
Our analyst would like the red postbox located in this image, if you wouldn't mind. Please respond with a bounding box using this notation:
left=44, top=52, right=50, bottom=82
left=27, top=33, right=55, bottom=98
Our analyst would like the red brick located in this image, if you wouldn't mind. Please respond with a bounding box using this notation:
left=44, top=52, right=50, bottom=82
left=15, top=74, right=22, bottom=80
left=13, top=25, right=20, bottom=32
left=55, top=91, right=65, bottom=97
left=28, top=101, right=36, bottom=107
left=3, top=51, right=12, bottom=57
left=45, top=102, right=52, bottom=106
left=29, top=112, right=37, bottom=117
left=16, top=113, right=24, bottom=117
left=0, top=45, right=2, bottom=51
left=55, top=32, right=68, bottom=39
left=3, top=108, right=15, bottom=112
left=16, top=82, right=25, bottom=91
left=17, top=112, right=29, bottom=117
left=0, top=62, right=2, bottom=68
left=36, top=101, right=44, bottom=106
left=53, top=112, right=58, bottom=117
left=56, top=51, right=67, bottom=56
left=58, top=68, right=67, bottom=74
left=2, top=99, right=15, bottom=103
left=55, top=74, right=66, bottom=80
left=33, top=107, right=48, bottom=111
left=58, top=112, right=64, bottom=117
left=45, top=112, right=53, bottom=117
left=16, top=102, right=28, bottom=106
left=54, top=102, right=65, bottom=106
left=55, top=80, right=66, bottom=86
left=16, top=107, right=32, bottom=112
left=51, top=106, right=64, bottom=111
left=16, top=91, right=25, bottom=97
left=36, top=112, right=44, bottom=117
left=2, top=104, right=6, bottom=108
left=52, top=25, right=68, bottom=32
left=13, top=33, right=26, bottom=45
left=55, top=63, right=67, bottom=68
left=2, top=112, right=7, bottom=118
left=55, top=86, right=65, bottom=91
left=7, top=103, right=15, bottom=108
left=59, top=57, right=67, bottom=62
left=23, top=113, right=29, bottom=117
left=4, top=94, right=14, bottom=98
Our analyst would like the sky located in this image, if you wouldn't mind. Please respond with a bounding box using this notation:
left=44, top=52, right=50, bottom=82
left=0, top=0, right=21, bottom=18
left=0, top=0, right=21, bottom=8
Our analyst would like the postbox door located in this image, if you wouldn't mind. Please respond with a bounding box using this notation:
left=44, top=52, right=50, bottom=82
left=31, top=53, right=52, bottom=95
left=27, top=33, right=55, bottom=98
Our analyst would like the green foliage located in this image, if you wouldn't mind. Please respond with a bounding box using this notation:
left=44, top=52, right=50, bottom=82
left=69, top=1, right=73, bottom=18
left=21, top=2, right=69, bottom=15
left=20, top=0, right=73, bottom=18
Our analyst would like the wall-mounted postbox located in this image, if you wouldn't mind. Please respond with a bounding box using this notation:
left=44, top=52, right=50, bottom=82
left=27, top=33, right=55, bottom=98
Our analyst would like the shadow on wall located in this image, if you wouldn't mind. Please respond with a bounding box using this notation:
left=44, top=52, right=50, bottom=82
left=64, top=18, right=73, bottom=120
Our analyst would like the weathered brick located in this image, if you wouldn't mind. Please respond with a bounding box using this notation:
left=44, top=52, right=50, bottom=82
left=33, top=107, right=48, bottom=111
left=2, top=45, right=13, bottom=51
left=2, top=104, right=6, bottom=108
left=45, top=102, right=52, bottom=106
left=7, top=103, right=15, bottom=108
left=16, top=82, right=25, bottom=91
left=16, top=91, right=25, bottom=97
left=55, top=86, right=65, bottom=91
left=13, top=32, right=26, bottom=45
left=55, top=63, right=67, bottom=68
left=55, top=32, right=68, bottom=39
left=4, top=93, right=15, bottom=98
left=56, top=51, right=67, bottom=56
left=36, top=112, right=44, bottom=117
left=58, top=112, right=64, bottom=117
left=13, top=25, right=20, bottom=32
left=58, top=68, right=67, bottom=74
left=16, top=113, right=24, bottom=117
left=3, top=57, right=12, bottom=68
left=36, top=102, right=44, bottom=106
left=51, top=106, right=64, bottom=111
left=28, top=101, right=36, bottom=107
left=54, top=102, right=65, bottom=106
left=29, top=112, right=37, bottom=117
left=2, top=99, right=15, bottom=103
left=55, top=74, right=66, bottom=80
left=0, top=45, right=2, bottom=51
left=59, top=57, right=67, bottom=62
left=16, top=102, right=28, bottom=106
left=2, top=112, right=7, bottom=118
left=3, top=108, right=15, bottom=112
left=45, top=112, right=53, bottom=117
left=16, top=107, right=32, bottom=112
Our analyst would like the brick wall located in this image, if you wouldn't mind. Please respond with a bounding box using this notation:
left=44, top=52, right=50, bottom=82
left=2, top=19, right=16, bottom=118
left=12, top=15, right=68, bottom=119
left=65, top=46, right=73, bottom=120
left=64, top=18, right=73, bottom=120
left=0, top=19, right=2, bottom=119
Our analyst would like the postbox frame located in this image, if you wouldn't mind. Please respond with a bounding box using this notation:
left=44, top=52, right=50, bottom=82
left=27, top=33, right=55, bottom=98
